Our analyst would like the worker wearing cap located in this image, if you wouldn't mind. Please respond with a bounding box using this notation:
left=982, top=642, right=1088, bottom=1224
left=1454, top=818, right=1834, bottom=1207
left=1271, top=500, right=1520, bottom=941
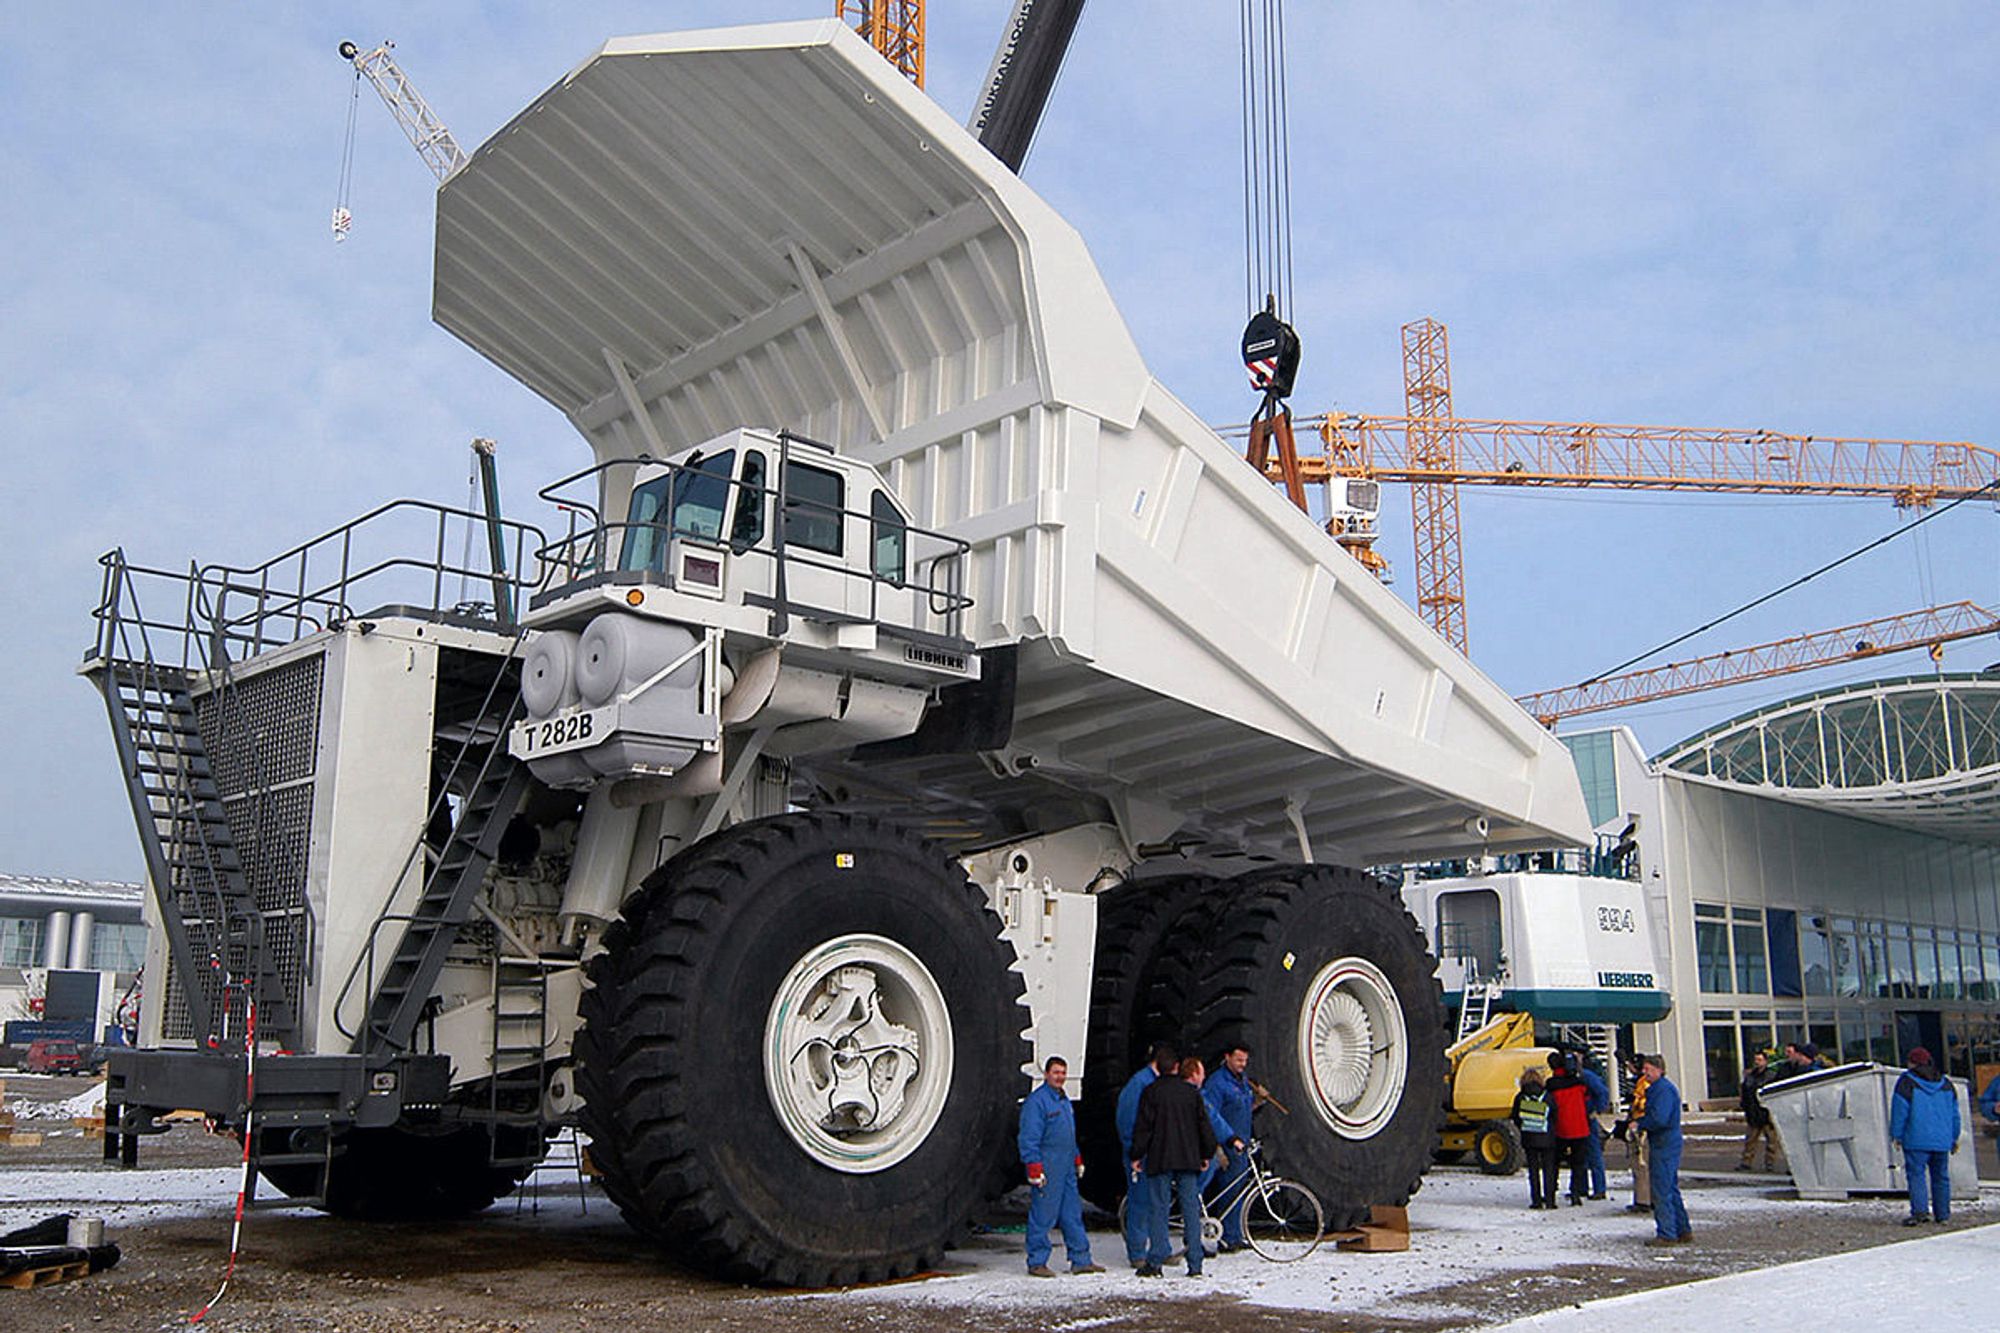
left=1889, top=1047, right=1959, bottom=1226
left=1018, top=1056, right=1103, bottom=1276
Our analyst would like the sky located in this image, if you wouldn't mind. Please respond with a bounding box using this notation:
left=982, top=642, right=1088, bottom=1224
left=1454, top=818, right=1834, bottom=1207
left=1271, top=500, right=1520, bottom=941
left=2, top=2, right=1997, bottom=881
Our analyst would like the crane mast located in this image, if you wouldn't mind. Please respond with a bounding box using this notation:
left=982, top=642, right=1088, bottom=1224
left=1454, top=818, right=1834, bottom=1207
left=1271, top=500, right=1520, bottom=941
left=339, top=40, right=468, bottom=184
left=839, top=1, right=925, bottom=86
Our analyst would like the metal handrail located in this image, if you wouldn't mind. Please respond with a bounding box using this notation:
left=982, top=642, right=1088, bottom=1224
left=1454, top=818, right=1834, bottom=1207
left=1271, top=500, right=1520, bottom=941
left=194, top=498, right=549, bottom=661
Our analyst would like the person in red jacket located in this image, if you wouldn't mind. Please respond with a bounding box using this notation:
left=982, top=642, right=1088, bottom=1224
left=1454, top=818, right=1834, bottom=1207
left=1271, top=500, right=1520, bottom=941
left=1544, top=1051, right=1594, bottom=1205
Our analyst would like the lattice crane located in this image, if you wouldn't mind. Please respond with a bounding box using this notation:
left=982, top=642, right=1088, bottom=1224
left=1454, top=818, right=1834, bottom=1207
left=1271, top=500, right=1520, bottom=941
left=839, top=1, right=926, bottom=86
left=332, top=40, right=468, bottom=242
left=1251, top=318, right=2000, bottom=656
left=1516, top=602, right=2000, bottom=725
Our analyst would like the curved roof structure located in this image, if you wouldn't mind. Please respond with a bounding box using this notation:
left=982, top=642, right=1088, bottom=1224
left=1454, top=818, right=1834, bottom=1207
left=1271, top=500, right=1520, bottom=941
left=1656, top=674, right=2000, bottom=845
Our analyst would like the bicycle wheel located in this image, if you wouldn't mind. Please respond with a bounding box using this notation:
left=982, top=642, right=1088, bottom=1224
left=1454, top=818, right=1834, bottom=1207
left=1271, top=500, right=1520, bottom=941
left=1241, top=1178, right=1324, bottom=1262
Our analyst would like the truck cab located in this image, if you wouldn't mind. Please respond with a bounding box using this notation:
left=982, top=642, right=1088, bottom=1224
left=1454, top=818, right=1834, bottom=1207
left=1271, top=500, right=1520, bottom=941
left=510, top=428, right=977, bottom=794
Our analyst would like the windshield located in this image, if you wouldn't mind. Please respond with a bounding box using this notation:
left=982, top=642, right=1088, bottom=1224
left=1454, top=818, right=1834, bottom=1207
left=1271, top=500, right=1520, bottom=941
left=620, top=450, right=737, bottom=573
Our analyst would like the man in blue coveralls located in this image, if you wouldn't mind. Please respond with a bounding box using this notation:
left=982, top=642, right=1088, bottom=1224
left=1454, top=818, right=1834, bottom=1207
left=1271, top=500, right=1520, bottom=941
left=1577, top=1052, right=1611, bottom=1200
left=1636, top=1053, right=1691, bottom=1246
left=1203, top=1043, right=1256, bottom=1251
left=1018, top=1056, right=1105, bottom=1277
left=1115, top=1042, right=1177, bottom=1267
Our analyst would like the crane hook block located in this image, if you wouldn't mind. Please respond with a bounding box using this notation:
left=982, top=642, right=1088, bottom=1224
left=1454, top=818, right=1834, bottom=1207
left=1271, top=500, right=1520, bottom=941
left=1242, top=310, right=1301, bottom=400
left=339, top=40, right=360, bottom=61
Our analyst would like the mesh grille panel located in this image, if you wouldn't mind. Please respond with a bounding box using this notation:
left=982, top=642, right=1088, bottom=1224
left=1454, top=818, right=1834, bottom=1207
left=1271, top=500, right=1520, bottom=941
left=164, top=654, right=324, bottom=1041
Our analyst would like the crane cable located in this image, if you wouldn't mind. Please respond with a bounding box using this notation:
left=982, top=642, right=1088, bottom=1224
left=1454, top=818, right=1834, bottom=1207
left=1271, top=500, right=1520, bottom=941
left=332, top=67, right=361, bottom=243
left=1574, top=476, right=2000, bottom=690
left=1240, top=0, right=1295, bottom=320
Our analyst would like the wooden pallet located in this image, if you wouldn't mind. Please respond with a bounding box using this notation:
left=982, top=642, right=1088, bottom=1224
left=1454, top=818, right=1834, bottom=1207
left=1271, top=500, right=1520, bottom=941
left=0, top=1130, right=43, bottom=1149
left=0, top=1259, right=90, bottom=1290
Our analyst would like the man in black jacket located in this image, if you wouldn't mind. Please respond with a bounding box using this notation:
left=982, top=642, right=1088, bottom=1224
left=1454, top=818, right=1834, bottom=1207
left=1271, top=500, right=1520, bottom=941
left=1738, top=1051, right=1778, bottom=1172
left=1131, top=1054, right=1221, bottom=1277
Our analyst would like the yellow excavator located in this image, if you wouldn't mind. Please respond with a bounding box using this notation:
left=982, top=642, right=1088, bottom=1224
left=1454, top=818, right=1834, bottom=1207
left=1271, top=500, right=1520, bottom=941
left=1435, top=1012, right=1556, bottom=1174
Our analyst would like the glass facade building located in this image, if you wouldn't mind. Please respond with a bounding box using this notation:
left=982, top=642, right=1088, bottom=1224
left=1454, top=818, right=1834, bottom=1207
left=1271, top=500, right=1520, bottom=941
left=1568, top=677, right=2000, bottom=1102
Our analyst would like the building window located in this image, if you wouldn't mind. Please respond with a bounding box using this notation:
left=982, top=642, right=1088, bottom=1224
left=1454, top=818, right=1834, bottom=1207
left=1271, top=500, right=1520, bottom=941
left=1833, top=919, right=1861, bottom=998
left=1800, top=915, right=1835, bottom=996
left=1695, top=903, right=1731, bottom=993
left=1562, top=731, right=1620, bottom=828
left=1837, top=1014, right=1866, bottom=1065
left=1766, top=908, right=1802, bottom=997
left=88, top=922, right=146, bottom=974
left=1935, top=930, right=1962, bottom=1000
left=1703, top=1022, right=1741, bottom=1098
left=0, top=916, right=43, bottom=969
left=1739, top=1013, right=1775, bottom=1068
left=1732, top=908, right=1768, bottom=995
left=1887, top=925, right=1916, bottom=999
left=1858, top=927, right=1887, bottom=999
left=1981, top=940, right=2000, bottom=1003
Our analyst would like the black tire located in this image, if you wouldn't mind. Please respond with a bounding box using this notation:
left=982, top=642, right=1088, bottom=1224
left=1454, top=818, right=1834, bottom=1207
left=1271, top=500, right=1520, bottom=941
left=573, top=812, right=1029, bottom=1287
left=1075, top=874, right=1223, bottom=1208
left=1188, top=865, right=1448, bottom=1233
left=1474, top=1119, right=1524, bottom=1175
left=256, top=1120, right=544, bottom=1219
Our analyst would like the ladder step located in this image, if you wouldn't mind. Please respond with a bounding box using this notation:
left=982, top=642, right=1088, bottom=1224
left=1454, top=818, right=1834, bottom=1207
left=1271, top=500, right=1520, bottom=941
left=251, top=1150, right=332, bottom=1167
left=249, top=1195, right=322, bottom=1211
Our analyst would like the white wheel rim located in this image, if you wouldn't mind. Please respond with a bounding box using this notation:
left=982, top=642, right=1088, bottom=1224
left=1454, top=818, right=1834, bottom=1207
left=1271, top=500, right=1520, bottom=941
left=763, top=933, right=954, bottom=1173
left=1298, top=957, right=1407, bottom=1140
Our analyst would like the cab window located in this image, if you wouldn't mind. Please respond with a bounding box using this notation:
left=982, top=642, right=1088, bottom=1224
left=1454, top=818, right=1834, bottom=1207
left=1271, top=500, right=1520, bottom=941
left=784, top=461, right=844, bottom=556
left=732, top=450, right=767, bottom=546
left=870, top=490, right=906, bottom=584
left=620, top=450, right=736, bottom=572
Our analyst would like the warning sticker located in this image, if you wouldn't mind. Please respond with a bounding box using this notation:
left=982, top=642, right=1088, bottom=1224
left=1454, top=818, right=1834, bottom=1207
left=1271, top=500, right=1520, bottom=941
left=1282, top=952, right=1296, bottom=971
left=835, top=853, right=855, bottom=869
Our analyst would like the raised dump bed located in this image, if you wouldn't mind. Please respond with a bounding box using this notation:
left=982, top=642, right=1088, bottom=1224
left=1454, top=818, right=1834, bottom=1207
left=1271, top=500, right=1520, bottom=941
left=433, top=18, right=1589, bottom=865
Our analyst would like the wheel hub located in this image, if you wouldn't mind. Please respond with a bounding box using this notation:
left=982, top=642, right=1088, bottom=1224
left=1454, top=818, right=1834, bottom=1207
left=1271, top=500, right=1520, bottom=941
left=1298, top=957, right=1407, bottom=1140
left=765, top=935, right=954, bottom=1172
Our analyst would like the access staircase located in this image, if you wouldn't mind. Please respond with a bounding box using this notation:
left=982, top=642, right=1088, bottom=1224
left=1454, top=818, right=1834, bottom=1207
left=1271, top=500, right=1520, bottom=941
left=353, top=709, right=532, bottom=1063
left=87, top=559, right=297, bottom=1050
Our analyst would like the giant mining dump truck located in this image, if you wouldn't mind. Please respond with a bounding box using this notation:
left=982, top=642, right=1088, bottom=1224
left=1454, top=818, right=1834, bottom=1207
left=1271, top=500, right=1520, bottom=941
left=82, top=21, right=1590, bottom=1286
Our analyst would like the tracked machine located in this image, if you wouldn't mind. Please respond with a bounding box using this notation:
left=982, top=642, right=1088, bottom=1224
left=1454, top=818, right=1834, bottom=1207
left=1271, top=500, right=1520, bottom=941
left=84, top=21, right=1590, bottom=1285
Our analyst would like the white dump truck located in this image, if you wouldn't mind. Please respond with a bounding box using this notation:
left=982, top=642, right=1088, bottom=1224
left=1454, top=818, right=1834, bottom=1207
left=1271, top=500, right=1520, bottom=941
left=84, top=21, right=1590, bottom=1285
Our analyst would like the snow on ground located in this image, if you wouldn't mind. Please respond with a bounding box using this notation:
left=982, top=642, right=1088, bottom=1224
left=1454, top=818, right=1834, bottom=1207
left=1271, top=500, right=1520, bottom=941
left=12, top=1078, right=108, bottom=1119
left=797, top=1171, right=1873, bottom=1322
left=1489, top=1222, right=2000, bottom=1330
left=1, top=1153, right=1988, bottom=1327
left=0, top=1166, right=254, bottom=1227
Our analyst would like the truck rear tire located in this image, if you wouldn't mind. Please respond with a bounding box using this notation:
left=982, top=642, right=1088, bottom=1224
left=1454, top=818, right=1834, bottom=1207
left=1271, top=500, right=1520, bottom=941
left=1474, top=1119, right=1524, bottom=1175
left=1075, top=873, right=1221, bottom=1209
left=256, top=1121, right=544, bottom=1219
left=574, top=812, right=1029, bottom=1287
left=1189, top=865, right=1447, bottom=1232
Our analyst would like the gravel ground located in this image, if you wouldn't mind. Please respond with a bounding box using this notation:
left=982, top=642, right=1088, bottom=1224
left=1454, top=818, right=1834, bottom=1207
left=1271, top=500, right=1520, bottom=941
left=2, top=1074, right=1995, bottom=1332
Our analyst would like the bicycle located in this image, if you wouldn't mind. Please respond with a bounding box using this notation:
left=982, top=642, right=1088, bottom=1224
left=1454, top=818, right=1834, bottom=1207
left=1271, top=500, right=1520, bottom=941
left=1117, top=1138, right=1325, bottom=1262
